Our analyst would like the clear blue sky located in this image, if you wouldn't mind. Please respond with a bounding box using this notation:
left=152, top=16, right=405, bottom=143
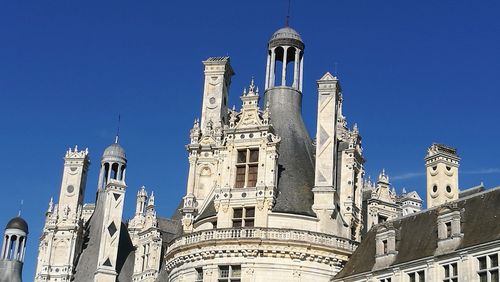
left=1, top=1, right=499, bottom=279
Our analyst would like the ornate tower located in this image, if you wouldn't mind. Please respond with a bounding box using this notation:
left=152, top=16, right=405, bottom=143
left=94, top=141, right=128, bottom=282
left=35, top=146, right=90, bottom=282
left=425, top=143, right=460, bottom=208
left=0, top=217, right=28, bottom=282
left=264, top=26, right=315, bottom=216
left=200, top=57, right=235, bottom=132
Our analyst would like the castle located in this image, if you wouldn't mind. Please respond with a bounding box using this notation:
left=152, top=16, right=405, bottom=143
left=24, top=24, right=499, bottom=282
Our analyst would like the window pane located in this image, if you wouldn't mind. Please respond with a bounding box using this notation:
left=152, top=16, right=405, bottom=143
left=479, top=257, right=487, bottom=270
left=246, top=207, right=255, bottom=218
left=490, top=270, right=499, bottom=282
left=233, top=208, right=243, bottom=219
left=231, top=265, right=241, bottom=277
left=219, top=266, right=229, bottom=278
left=478, top=272, right=487, bottom=282
left=245, top=219, right=254, bottom=227
left=249, top=149, right=259, bottom=162
left=237, top=151, right=247, bottom=163
left=446, top=222, right=452, bottom=237
left=247, top=165, right=258, bottom=187
left=444, top=265, right=450, bottom=277
left=233, top=220, right=242, bottom=228
left=235, top=166, right=246, bottom=188
left=452, top=263, right=457, bottom=276
left=491, top=254, right=499, bottom=267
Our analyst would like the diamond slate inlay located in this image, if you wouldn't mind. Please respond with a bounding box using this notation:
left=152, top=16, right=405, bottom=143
left=107, top=222, right=117, bottom=237
left=113, top=193, right=121, bottom=201
left=103, top=258, right=112, bottom=267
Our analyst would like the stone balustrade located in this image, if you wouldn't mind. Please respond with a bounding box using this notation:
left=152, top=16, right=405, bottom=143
left=167, top=227, right=358, bottom=253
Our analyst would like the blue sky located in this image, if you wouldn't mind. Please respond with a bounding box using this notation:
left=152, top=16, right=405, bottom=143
left=1, top=1, right=499, bottom=279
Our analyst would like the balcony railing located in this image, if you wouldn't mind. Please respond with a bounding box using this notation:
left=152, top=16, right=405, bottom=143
left=167, top=227, right=358, bottom=253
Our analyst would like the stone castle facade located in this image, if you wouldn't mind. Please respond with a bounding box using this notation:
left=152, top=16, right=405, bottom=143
left=40, top=25, right=500, bottom=282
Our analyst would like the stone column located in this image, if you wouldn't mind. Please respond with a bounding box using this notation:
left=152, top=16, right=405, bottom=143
left=117, top=164, right=122, bottom=181
left=299, top=55, right=304, bottom=92
left=269, top=48, right=276, bottom=88
left=281, top=46, right=289, bottom=86
left=293, top=47, right=300, bottom=88
left=106, top=163, right=112, bottom=182
left=1, top=235, right=7, bottom=259
left=13, top=237, right=20, bottom=260
left=265, top=51, right=271, bottom=89
left=98, top=165, right=105, bottom=189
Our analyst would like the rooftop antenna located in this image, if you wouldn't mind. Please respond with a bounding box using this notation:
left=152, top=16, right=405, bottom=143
left=18, top=200, right=24, bottom=217
left=115, top=114, right=121, bottom=144
left=285, top=0, right=291, bottom=27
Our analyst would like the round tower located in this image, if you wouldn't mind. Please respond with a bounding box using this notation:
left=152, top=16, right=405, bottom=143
left=264, top=26, right=315, bottom=216
left=0, top=216, right=29, bottom=282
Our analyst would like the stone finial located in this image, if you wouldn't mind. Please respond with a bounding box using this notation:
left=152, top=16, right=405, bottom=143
left=47, top=197, right=54, bottom=213
left=378, top=169, right=389, bottom=184
left=148, top=191, right=155, bottom=207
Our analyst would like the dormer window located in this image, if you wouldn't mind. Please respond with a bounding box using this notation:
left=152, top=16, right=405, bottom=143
left=374, top=225, right=398, bottom=270
left=437, top=207, right=462, bottom=241
left=235, top=149, right=259, bottom=188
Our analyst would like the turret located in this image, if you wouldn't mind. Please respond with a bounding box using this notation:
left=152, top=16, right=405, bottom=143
left=264, top=26, right=315, bottom=216
left=94, top=140, right=128, bottom=282
left=0, top=216, right=29, bottom=282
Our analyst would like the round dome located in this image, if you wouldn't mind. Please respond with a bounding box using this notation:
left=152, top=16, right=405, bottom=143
left=6, top=217, right=28, bottom=233
left=103, top=143, right=126, bottom=160
left=268, top=26, right=304, bottom=50
left=270, top=27, right=303, bottom=42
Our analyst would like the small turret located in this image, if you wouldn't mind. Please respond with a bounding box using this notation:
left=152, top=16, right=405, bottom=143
left=0, top=216, right=29, bottom=282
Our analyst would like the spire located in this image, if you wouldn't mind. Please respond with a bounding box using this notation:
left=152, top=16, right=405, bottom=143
left=285, top=0, right=291, bottom=27
left=18, top=200, right=23, bottom=217
left=115, top=114, right=121, bottom=144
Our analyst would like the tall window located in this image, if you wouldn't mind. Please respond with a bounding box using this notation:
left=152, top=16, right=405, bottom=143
left=195, top=268, right=203, bottom=282
left=218, top=265, right=241, bottom=282
left=382, top=240, right=388, bottom=254
left=408, top=270, right=425, bottom=282
left=478, top=253, right=499, bottom=282
left=235, top=149, right=259, bottom=188
left=232, top=207, right=255, bottom=228
left=445, top=222, right=452, bottom=238
left=443, top=262, right=458, bottom=282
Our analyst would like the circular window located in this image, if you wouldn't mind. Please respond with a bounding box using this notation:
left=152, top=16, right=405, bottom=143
left=432, top=166, right=437, bottom=171
left=446, top=185, right=452, bottom=193
left=433, top=185, right=438, bottom=193
left=67, top=185, right=75, bottom=193
left=209, top=97, right=216, bottom=104
left=446, top=166, right=451, bottom=171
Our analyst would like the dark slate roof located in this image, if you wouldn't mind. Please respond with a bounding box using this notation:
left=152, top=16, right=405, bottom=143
left=157, top=217, right=182, bottom=244
left=335, top=187, right=500, bottom=279
left=265, top=87, right=316, bottom=217
left=195, top=199, right=217, bottom=222
left=459, top=184, right=485, bottom=198
left=73, top=190, right=135, bottom=282
left=5, top=217, right=28, bottom=233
